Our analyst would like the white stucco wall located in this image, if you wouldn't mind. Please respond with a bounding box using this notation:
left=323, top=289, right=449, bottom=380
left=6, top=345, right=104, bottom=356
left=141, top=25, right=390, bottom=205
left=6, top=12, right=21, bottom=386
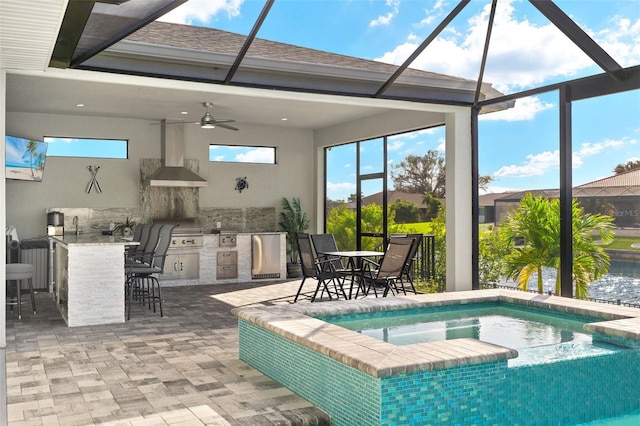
left=5, top=112, right=316, bottom=239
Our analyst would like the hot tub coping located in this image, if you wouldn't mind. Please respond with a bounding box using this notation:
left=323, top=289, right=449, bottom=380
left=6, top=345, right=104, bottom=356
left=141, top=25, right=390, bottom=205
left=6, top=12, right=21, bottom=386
left=232, top=289, right=640, bottom=377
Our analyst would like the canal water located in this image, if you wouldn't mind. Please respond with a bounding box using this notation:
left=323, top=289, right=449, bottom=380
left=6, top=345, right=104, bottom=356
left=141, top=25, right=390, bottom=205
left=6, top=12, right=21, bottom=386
left=501, top=261, right=640, bottom=305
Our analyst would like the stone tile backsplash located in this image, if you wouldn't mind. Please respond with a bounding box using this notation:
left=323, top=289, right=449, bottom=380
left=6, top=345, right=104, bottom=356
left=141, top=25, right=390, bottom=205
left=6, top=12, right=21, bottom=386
left=47, top=206, right=276, bottom=235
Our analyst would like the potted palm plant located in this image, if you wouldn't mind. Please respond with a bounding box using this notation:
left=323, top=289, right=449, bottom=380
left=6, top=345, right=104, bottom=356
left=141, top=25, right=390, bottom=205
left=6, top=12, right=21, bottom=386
left=278, top=197, right=309, bottom=278
left=114, top=216, right=137, bottom=238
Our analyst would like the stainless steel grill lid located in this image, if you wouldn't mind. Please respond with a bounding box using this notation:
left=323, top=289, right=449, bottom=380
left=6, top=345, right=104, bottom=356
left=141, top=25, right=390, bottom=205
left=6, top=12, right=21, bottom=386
left=151, top=217, right=203, bottom=235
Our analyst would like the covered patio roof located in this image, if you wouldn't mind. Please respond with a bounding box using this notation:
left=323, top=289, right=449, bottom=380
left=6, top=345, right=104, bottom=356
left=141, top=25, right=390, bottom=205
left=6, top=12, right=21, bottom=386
left=3, top=0, right=638, bottom=129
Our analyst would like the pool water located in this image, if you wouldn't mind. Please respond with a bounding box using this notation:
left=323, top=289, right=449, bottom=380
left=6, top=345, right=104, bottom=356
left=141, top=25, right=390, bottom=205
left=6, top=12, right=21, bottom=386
left=325, top=303, right=622, bottom=366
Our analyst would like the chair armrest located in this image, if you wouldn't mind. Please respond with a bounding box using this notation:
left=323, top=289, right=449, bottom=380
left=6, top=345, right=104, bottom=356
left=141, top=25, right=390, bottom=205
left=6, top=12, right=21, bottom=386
left=360, top=257, right=380, bottom=268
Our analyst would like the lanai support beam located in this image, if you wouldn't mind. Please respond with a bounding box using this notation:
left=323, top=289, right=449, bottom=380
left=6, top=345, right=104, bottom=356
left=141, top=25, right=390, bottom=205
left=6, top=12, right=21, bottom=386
left=559, top=85, right=573, bottom=297
left=530, top=0, right=626, bottom=81
left=445, top=108, right=473, bottom=292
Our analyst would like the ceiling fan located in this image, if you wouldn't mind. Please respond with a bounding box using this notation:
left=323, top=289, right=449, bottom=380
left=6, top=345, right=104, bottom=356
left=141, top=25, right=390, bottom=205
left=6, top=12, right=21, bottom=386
left=153, top=102, right=238, bottom=131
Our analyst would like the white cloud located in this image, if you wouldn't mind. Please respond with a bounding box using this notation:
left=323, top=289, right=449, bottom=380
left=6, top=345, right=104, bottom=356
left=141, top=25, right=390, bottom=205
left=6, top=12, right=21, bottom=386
left=435, top=137, right=445, bottom=152
left=388, top=140, right=405, bottom=151
left=375, top=0, right=624, bottom=93
left=417, top=0, right=446, bottom=26
left=493, top=137, right=633, bottom=178
left=158, top=0, right=243, bottom=25
left=235, top=148, right=272, bottom=163
left=596, top=16, right=640, bottom=66
left=369, top=0, right=400, bottom=27
left=327, top=181, right=356, bottom=192
left=494, top=150, right=558, bottom=177
left=370, top=12, right=395, bottom=27
left=481, top=185, right=519, bottom=196
left=480, top=97, right=555, bottom=122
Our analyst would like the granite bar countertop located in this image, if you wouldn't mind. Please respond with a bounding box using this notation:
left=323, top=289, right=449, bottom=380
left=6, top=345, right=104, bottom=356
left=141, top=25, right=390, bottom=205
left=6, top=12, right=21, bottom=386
left=49, top=234, right=139, bottom=247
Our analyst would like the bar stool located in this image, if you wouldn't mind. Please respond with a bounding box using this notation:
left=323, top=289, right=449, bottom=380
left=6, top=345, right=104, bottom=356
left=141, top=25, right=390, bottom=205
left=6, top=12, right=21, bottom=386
left=6, top=263, right=37, bottom=319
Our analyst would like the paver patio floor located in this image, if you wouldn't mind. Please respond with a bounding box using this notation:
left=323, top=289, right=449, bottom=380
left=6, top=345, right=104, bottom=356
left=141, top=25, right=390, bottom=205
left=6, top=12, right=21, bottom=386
left=6, top=280, right=331, bottom=425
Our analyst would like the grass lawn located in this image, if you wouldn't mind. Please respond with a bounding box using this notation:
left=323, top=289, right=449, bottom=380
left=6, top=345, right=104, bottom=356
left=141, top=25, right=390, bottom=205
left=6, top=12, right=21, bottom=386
left=604, top=236, right=640, bottom=251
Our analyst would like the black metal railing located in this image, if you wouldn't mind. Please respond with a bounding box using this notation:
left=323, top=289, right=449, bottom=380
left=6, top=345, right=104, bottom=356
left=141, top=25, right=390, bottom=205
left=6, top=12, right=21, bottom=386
left=410, top=234, right=436, bottom=282
left=480, top=282, right=640, bottom=309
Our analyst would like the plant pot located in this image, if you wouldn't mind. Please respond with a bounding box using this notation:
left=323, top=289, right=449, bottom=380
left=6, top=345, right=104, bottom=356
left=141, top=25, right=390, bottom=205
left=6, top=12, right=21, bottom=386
left=287, top=262, right=303, bottom=278
left=123, top=227, right=134, bottom=238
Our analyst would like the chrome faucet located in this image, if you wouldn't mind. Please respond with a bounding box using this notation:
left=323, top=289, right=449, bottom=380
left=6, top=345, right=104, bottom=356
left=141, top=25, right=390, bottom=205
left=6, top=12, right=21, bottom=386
left=72, top=216, right=79, bottom=236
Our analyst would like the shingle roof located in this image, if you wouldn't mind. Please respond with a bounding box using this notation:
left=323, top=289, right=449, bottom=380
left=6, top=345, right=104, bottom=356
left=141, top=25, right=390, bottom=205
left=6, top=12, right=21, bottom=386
left=127, top=21, right=471, bottom=82
left=576, top=169, right=640, bottom=188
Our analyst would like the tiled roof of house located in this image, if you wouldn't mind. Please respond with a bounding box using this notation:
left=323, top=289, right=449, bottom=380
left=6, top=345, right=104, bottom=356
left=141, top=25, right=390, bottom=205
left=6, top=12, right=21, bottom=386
left=127, top=21, right=470, bottom=82
left=576, top=169, right=640, bottom=188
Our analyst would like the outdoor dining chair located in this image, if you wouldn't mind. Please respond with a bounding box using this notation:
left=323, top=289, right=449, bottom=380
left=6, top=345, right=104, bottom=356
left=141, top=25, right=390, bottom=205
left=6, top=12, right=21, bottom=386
left=125, top=224, right=175, bottom=319
left=294, top=233, right=347, bottom=302
left=310, top=233, right=351, bottom=276
left=361, top=236, right=416, bottom=297
left=390, top=233, right=423, bottom=294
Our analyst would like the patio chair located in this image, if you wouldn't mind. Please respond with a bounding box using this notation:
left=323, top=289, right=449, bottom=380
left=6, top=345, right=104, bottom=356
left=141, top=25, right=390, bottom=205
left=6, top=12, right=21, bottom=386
left=390, top=233, right=422, bottom=294
left=310, top=233, right=350, bottom=275
left=361, top=236, right=416, bottom=297
left=294, top=233, right=347, bottom=302
left=125, top=223, right=151, bottom=262
left=125, top=224, right=175, bottom=319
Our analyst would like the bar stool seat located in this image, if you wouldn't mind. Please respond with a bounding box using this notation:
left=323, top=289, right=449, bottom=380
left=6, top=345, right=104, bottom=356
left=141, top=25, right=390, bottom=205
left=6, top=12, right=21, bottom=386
left=6, top=263, right=37, bottom=319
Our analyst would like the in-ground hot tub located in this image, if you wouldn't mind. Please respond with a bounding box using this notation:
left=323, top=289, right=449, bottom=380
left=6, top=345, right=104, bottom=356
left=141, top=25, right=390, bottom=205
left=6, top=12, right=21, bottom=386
left=232, top=290, right=640, bottom=426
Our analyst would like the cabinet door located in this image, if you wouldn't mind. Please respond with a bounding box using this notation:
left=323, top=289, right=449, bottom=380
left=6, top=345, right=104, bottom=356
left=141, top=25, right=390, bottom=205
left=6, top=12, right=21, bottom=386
left=160, top=253, right=199, bottom=280
left=177, top=253, right=199, bottom=279
left=161, top=253, right=181, bottom=280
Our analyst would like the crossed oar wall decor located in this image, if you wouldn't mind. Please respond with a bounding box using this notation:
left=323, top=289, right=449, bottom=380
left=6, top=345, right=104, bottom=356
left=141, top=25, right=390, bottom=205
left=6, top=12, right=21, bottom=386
left=86, top=165, right=102, bottom=193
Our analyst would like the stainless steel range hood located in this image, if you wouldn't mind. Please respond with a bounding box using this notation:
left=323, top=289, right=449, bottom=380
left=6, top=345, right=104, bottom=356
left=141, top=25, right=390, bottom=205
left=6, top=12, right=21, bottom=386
left=148, top=121, right=208, bottom=187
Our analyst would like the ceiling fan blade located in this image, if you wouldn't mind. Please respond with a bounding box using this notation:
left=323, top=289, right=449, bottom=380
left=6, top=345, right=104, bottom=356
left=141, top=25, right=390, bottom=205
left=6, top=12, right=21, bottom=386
left=150, top=120, right=198, bottom=125
left=215, top=123, right=239, bottom=131
left=211, top=119, right=235, bottom=124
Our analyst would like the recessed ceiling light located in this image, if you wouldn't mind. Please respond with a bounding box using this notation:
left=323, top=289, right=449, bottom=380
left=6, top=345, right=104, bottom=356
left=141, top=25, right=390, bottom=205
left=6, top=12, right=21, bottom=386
left=281, top=117, right=288, bottom=121
left=181, top=111, right=188, bottom=115
left=76, top=103, right=84, bottom=107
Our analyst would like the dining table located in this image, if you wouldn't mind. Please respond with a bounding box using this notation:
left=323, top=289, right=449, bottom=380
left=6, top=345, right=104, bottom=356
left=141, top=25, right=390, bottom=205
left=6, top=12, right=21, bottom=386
left=319, top=250, right=384, bottom=299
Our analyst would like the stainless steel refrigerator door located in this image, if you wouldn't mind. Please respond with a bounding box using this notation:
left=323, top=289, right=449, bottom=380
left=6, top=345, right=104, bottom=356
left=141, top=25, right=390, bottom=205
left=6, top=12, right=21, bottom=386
left=251, top=234, right=281, bottom=279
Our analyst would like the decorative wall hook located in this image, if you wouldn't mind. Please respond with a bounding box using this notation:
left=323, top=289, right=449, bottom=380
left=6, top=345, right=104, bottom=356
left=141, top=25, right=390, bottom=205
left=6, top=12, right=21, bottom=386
left=235, top=177, right=249, bottom=193
left=86, top=165, right=102, bottom=193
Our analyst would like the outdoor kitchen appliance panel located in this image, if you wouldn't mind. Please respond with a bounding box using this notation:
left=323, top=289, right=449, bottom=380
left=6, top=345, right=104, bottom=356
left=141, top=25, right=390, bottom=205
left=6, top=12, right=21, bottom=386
left=152, top=217, right=203, bottom=280
left=251, top=234, right=281, bottom=279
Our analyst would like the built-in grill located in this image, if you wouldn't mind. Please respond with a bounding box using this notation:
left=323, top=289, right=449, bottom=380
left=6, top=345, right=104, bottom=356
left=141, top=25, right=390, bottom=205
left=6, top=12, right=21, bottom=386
left=151, top=217, right=203, bottom=280
left=152, top=217, right=203, bottom=248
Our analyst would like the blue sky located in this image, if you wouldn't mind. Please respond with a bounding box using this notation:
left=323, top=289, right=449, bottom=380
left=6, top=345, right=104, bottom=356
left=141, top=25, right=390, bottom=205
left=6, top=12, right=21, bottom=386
left=159, top=0, right=640, bottom=200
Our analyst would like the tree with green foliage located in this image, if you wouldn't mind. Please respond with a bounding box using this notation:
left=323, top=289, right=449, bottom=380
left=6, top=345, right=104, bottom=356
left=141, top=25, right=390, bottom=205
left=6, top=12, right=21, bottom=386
left=326, top=203, right=404, bottom=251
left=478, top=225, right=511, bottom=284
left=427, top=206, right=447, bottom=290
left=613, top=159, right=640, bottom=175
left=26, top=139, right=39, bottom=178
left=422, top=193, right=441, bottom=220
left=499, top=194, right=614, bottom=298
left=391, top=150, right=446, bottom=197
left=278, top=197, right=309, bottom=264
left=391, top=150, right=494, bottom=198
left=390, top=199, right=420, bottom=223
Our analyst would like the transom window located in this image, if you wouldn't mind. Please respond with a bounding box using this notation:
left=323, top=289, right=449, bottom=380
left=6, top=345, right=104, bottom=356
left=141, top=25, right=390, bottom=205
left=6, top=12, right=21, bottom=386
left=209, top=144, right=276, bottom=164
left=44, top=137, right=128, bottom=159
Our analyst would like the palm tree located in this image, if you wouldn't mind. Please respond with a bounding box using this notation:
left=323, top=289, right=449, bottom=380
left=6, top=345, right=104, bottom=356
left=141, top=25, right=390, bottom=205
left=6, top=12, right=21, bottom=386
left=278, top=197, right=309, bottom=264
left=500, top=194, right=614, bottom=298
left=26, top=139, right=38, bottom=178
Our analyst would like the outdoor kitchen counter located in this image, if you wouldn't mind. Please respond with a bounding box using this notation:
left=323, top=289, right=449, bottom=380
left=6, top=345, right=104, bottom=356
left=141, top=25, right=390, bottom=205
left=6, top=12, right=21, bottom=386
left=160, top=232, right=286, bottom=287
left=48, top=235, right=137, bottom=327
